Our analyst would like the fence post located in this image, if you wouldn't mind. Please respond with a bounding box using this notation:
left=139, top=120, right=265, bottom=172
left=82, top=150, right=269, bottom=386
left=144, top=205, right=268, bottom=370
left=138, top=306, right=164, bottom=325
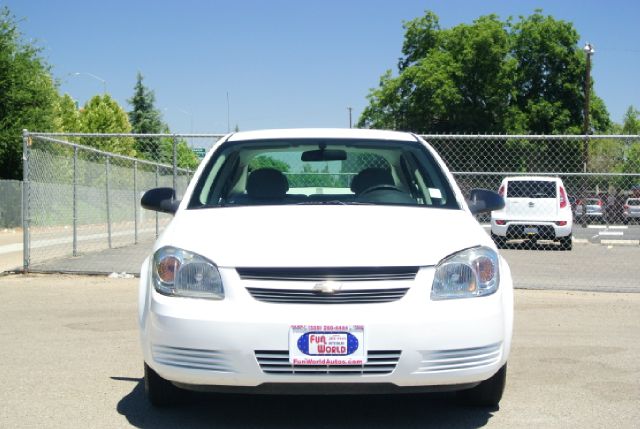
left=155, top=165, right=159, bottom=238
left=22, top=129, right=30, bottom=272
left=73, top=146, right=78, bottom=256
left=133, top=160, right=138, bottom=245
left=172, top=135, right=178, bottom=191
left=106, top=156, right=112, bottom=249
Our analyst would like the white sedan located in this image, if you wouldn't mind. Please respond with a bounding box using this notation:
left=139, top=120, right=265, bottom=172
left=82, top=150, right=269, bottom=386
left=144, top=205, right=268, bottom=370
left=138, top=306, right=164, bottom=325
left=139, top=128, right=513, bottom=408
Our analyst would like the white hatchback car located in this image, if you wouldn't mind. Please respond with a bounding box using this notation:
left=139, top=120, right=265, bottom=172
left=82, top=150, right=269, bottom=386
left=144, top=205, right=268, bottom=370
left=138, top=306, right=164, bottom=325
left=490, top=176, right=573, bottom=250
left=139, top=129, right=513, bottom=408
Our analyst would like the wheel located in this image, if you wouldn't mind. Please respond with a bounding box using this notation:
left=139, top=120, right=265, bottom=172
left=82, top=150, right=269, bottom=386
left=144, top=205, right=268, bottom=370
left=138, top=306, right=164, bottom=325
left=144, top=362, right=182, bottom=407
left=623, top=218, right=629, bottom=225
left=491, top=233, right=506, bottom=248
left=560, top=235, right=572, bottom=251
left=457, top=364, right=507, bottom=408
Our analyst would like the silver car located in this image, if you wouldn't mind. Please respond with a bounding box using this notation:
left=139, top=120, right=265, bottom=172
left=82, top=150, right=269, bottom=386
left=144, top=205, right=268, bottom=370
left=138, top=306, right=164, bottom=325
left=623, top=198, right=640, bottom=224
left=575, top=197, right=604, bottom=225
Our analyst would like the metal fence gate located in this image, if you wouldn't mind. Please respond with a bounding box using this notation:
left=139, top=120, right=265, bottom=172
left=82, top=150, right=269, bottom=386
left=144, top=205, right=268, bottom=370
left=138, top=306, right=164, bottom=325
left=20, top=131, right=640, bottom=291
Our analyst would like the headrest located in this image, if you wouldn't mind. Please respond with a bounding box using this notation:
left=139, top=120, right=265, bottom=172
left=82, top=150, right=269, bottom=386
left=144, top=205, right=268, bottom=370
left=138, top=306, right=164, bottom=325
left=350, top=168, right=394, bottom=194
left=246, top=168, right=289, bottom=199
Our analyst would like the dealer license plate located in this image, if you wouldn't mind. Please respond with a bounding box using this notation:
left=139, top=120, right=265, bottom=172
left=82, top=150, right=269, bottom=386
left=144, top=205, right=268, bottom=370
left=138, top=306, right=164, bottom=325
left=289, top=325, right=366, bottom=365
left=524, top=226, right=538, bottom=235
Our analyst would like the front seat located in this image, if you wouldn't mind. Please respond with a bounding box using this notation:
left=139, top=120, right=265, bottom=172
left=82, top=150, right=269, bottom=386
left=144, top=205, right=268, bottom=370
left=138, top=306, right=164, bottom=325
left=245, top=168, right=289, bottom=203
left=350, top=168, right=394, bottom=194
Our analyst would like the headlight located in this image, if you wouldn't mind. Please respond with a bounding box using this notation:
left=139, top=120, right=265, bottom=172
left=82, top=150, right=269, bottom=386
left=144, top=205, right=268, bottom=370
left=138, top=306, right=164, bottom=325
left=152, top=246, right=224, bottom=299
left=431, top=246, right=499, bottom=300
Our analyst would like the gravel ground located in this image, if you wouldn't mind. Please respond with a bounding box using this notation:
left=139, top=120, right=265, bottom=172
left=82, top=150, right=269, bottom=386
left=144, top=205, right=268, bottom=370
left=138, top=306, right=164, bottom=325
left=0, top=274, right=639, bottom=428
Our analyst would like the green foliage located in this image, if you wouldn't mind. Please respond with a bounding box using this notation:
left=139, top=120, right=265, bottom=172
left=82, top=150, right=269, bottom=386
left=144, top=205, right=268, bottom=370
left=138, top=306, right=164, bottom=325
left=287, top=164, right=345, bottom=188
left=176, top=140, right=200, bottom=169
left=622, top=106, right=640, bottom=135
left=359, top=10, right=611, bottom=136
left=0, top=6, right=59, bottom=179
left=79, top=94, right=135, bottom=155
left=619, top=106, right=640, bottom=175
left=248, top=156, right=290, bottom=172
left=128, top=72, right=164, bottom=160
left=589, top=106, right=640, bottom=184
left=54, top=94, right=81, bottom=133
left=128, top=72, right=163, bottom=134
left=155, top=136, right=200, bottom=169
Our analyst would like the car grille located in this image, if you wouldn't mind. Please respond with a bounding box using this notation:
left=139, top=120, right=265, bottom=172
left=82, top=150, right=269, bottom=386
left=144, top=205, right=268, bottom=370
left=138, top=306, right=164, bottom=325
left=236, top=266, right=419, bottom=282
left=255, top=350, right=401, bottom=375
left=152, top=345, right=233, bottom=373
left=246, top=287, right=409, bottom=304
left=415, top=343, right=502, bottom=373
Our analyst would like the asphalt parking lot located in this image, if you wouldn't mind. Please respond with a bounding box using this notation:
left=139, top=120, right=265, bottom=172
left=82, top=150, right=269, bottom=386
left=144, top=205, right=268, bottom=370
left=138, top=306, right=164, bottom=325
left=0, top=274, right=638, bottom=428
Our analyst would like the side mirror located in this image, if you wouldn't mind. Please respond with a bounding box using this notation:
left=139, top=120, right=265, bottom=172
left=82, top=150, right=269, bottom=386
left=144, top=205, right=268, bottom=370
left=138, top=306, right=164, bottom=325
left=466, top=188, right=504, bottom=215
left=141, top=187, right=180, bottom=214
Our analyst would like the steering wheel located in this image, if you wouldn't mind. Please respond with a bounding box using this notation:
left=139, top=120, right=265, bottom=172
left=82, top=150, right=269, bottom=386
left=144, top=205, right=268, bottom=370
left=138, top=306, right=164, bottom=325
left=358, top=184, right=403, bottom=196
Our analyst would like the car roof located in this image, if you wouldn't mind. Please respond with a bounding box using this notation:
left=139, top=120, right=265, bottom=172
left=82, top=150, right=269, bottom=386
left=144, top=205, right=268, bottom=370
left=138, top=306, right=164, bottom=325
left=226, top=128, right=419, bottom=143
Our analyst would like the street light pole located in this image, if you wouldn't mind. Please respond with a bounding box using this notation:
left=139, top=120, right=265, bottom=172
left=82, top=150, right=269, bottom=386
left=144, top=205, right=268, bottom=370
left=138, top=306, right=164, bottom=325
left=582, top=43, right=595, bottom=172
left=71, top=72, right=107, bottom=94
left=348, top=107, right=353, bottom=128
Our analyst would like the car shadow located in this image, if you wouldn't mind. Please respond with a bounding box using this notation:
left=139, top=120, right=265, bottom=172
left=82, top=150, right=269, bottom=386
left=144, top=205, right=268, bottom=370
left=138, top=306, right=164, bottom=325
left=115, top=377, right=496, bottom=429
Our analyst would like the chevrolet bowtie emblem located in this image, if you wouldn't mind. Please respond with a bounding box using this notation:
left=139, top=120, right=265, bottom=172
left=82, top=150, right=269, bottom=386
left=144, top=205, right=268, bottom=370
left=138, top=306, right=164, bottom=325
left=313, top=281, right=342, bottom=294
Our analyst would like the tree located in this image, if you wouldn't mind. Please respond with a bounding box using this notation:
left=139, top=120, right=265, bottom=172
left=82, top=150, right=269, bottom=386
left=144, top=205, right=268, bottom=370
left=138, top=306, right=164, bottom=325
left=79, top=94, right=135, bottom=156
left=621, top=106, right=640, bottom=135
left=248, top=156, right=290, bottom=172
left=359, top=10, right=610, bottom=136
left=128, top=72, right=164, bottom=160
left=155, top=125, right=200, bottom=169
left=0, top=6, right=59, bottom=179
left=54, top=94, right=81, bottom=133
left=620, top=106, right=640, bottom=176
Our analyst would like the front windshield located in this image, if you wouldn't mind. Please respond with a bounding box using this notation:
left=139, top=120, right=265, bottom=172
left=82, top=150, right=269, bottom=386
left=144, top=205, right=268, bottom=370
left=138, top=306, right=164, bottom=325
left=188, top=138, right=459, bottom=209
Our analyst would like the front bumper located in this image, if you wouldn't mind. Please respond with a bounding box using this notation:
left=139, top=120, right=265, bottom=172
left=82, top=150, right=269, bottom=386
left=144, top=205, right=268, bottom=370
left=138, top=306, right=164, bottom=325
left=139, top=260, right=513, bottom=392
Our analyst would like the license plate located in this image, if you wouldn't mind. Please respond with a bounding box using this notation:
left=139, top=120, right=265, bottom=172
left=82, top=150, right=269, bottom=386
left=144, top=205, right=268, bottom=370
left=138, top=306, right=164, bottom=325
left=289, top=325, right=366, bottom=365
left=524, top=226, right=538, bottom=235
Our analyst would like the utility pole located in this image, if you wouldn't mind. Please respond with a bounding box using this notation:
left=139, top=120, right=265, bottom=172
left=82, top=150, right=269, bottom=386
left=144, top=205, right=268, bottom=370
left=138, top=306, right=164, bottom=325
left=582, top=42, right=595, bottom=172
left=348, top=107, right=353, bottom=128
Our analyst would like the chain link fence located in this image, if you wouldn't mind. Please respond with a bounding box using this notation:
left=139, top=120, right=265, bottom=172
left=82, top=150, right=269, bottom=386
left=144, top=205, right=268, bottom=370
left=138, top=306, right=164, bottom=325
left=22, top=132, right=223, bottom=272
left=424, top=134, right=640, bottom=237
left=19, top=132, right=640, bottom=290
left=0, top=180, right=22, bottom=228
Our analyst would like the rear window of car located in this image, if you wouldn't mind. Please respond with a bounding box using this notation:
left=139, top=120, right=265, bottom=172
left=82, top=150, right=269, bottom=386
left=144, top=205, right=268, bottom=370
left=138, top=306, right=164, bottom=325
left=506, top=181, right=557, bottom=198
left=628, top=199, right=640, bottom=206
left=584, top=199, right=601, bottom=205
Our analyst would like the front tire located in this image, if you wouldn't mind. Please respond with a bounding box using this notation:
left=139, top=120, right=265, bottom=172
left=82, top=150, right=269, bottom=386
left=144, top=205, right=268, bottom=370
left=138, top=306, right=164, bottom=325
left=144, top=362, right=182, bottom=407
left=457, top=364, right=507, bottom=408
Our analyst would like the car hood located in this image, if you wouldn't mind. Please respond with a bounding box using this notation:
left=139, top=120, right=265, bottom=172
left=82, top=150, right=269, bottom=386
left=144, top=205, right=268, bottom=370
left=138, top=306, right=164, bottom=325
left=157, top=206, right=492, bottom=267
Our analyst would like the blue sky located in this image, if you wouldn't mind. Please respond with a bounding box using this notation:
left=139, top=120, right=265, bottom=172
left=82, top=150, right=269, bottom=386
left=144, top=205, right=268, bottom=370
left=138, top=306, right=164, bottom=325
left=3, top=0, right=639, bottom=134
